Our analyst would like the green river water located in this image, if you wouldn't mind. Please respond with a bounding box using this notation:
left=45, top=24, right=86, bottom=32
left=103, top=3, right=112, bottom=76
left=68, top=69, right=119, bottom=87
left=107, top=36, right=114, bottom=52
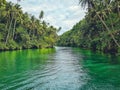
left=0, top=47, right=120, bottom=90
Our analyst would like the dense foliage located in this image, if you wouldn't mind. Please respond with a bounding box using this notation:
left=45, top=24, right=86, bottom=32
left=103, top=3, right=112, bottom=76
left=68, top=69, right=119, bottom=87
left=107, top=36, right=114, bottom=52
left=0, top=0, right=58, bottom=51
left=58, top=0, right=120, bottom=53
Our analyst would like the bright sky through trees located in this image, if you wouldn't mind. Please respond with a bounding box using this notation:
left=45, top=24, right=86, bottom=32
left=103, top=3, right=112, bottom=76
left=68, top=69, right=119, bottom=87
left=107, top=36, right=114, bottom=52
left=7, top=0, right=86, bottom=35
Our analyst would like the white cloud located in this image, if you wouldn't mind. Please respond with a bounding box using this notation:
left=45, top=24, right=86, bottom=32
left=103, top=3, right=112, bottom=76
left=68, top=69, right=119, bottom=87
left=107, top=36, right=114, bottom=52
left=6, top=0, right=86, bottom=35
left=68, top=5, right=80, bottom=12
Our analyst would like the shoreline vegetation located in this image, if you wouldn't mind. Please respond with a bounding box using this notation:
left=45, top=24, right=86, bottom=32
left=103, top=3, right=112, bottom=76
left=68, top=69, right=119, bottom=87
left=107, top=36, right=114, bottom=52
left=0, top=0, right=120, bottom=54
left=0, top=0, right=59, bottom=51
left=57, top=0, right=120, bottom=54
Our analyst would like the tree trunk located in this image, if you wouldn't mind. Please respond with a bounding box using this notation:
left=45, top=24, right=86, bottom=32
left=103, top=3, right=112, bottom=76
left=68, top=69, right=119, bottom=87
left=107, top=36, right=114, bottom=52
left=12, top=19, right=17, bottom=40
left=5, top=12, right=14, bottom=45
left=96, top=13, right=120, bottom=47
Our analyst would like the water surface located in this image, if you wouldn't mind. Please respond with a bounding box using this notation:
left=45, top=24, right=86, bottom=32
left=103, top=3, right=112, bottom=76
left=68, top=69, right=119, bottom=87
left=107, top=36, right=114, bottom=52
left=0, top=47, right=120, bottom=90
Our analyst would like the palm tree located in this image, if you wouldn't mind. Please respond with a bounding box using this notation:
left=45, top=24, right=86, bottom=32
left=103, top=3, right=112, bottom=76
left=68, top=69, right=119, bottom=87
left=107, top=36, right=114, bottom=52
left=79, top=0, right=120, bottom=47
left=12, top=4, right=22, bottom=40
left=95, top=0, right=120, bottom=47
left=5, top=2, right=14, bottom=45
left=39, top=10, right=44, bottom=20
left=58, top=27, right=61, bottom=32
left=79, top=0, right=94, bottom=11
left=31, top=15, right=37, bottom=40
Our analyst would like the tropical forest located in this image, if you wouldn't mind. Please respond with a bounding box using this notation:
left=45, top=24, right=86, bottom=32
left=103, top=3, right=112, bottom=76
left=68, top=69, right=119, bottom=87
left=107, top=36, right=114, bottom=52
left=0, top=0, right=58, bottom=51
left=0, top=0, right=120, bottom=90
left=58, top=0, right=120, bottom=54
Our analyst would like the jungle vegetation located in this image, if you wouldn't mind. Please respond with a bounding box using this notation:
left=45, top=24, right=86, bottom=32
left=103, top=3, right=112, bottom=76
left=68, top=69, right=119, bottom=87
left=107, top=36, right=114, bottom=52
left=0, top=0, right=58, bottom=51
left=57, top=0, right=120, bottom=53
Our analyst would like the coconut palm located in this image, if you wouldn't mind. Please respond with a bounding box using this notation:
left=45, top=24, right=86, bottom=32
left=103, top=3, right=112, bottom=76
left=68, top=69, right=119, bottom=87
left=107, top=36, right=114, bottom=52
left=39, top=10, right=44, bottom=20
left=79, top=0, right=120, bottom=47
left=79, top=0, right=94, bottom=11
left=5, top=2, right=14, bottom=45
left=12, top=4, right=22, bottom=40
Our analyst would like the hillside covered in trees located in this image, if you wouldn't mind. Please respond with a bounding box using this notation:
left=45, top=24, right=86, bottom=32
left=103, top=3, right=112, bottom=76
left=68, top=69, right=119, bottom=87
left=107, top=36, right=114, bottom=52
left=58, top=0, right=120, bottom=53
left=0, top=0, right=58, bottom=51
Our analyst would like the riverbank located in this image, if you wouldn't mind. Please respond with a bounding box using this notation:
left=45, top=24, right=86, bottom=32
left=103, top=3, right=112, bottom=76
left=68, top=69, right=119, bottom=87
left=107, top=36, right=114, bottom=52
left=0, top=1, right=58, bottom=52
left=57, top=1, right=120, bottom=54
left=57, top=45, right=120, bottom=56
left=0, top=45, right=54, bottom=52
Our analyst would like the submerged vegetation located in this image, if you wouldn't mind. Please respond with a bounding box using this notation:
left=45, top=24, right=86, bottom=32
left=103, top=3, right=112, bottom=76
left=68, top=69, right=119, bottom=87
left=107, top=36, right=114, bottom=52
left=58, top=0, right=120, bottom=53
left=0, top=0, right=58, bottom=51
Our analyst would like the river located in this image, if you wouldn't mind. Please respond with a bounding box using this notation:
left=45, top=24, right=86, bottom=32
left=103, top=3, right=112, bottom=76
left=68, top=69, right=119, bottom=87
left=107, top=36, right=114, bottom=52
left=0, top=47, right=120, bottom=90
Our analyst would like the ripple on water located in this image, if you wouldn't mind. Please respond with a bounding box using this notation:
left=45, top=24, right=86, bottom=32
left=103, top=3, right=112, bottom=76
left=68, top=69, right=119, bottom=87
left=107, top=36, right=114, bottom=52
left=0, top=47, right=120, bottom=90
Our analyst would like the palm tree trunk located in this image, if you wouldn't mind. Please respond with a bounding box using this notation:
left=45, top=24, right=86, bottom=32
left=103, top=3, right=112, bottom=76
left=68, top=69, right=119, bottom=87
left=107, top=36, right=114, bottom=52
left=5, top=12, right=14, bottom=45
left=117, top=3, right=120, bottom=17
left=12, top=19, right=17, bottom=40
left=96, top=13, right=120, bottom=47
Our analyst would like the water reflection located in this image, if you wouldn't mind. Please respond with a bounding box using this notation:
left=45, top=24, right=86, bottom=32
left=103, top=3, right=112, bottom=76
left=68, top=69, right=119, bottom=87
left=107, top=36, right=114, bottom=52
left=0, top=48, right=56, bottom=89
left=72, top=48, right=120, bottom=89
left=0, top=47, right=120, bottom=90
left=0, top=48, right=55, bottom=74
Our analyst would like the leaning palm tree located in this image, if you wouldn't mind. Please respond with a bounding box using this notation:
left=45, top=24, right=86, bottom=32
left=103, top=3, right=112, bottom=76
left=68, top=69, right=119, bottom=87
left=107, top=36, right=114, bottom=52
left=5, top=2, right=14, bottom=45
left=94, top=0, right=120, bottom=47
left=79, top=0, right=120, bottom=47
left=12, top=4, right=22, bottom=40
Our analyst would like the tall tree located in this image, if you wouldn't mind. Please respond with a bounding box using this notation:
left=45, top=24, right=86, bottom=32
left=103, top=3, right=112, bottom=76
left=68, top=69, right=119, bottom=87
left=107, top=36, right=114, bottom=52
left=79, top=0, right=94, bottom=11
left=79, top=0, right=120, bottom=47
left=39, top=10, right=44, bottom=20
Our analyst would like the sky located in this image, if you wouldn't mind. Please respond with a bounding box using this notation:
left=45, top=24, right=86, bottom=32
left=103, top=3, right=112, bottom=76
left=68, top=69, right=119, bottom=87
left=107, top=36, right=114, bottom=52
left=7, top=0, right=86, bottom=35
